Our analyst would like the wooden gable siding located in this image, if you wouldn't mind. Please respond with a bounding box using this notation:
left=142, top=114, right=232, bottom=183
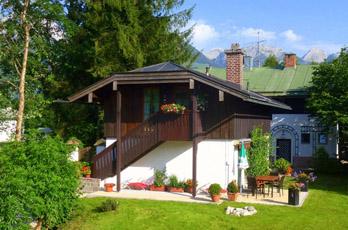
left=197, top=82, right=271, bottom=139
left=104, top=86, right=143, bottom=137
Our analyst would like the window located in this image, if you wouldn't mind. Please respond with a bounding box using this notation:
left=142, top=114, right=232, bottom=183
left=301, top=133, right=310, bottom=144
left=318, top=133, right=328, bottom=144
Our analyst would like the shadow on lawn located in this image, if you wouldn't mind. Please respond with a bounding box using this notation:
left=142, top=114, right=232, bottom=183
left=309, top=173, right=348, bottom=196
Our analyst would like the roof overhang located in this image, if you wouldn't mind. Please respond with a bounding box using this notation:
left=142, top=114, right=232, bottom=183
left=68, top=69, right=291, bottom=111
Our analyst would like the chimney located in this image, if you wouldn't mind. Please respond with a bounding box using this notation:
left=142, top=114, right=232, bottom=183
left=205, top=65, right=212, bottom=76
left=225, top=43, right=244, bottom=86
left=284, top=53, right=297, bottom=68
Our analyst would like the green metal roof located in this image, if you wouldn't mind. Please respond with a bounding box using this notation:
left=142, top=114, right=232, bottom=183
left=193, top=64, right=315, bottom=96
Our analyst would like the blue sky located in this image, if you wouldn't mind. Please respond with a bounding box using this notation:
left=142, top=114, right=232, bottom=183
left=182, top=0, right=348, bottom=56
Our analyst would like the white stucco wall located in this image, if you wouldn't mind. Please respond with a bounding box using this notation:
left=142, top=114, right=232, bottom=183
left=271, top=114, right=337, bottom=161
left=0, top=120, right=16, bottom=142
left=101, top=140, right=241, bottom=192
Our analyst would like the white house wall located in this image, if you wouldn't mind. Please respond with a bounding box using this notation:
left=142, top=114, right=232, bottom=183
left=0, top=120, right=16, bottom=142
left=101, top=140, right=241, bottom=192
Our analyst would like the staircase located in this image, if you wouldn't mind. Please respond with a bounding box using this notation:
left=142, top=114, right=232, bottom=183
left=92, top=112, right=190, bottom=179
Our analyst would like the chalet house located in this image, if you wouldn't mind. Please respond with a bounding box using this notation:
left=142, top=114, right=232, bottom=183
left=68, top=44, right=290, bottom=196
left=230, top=53, right=338, bottom=167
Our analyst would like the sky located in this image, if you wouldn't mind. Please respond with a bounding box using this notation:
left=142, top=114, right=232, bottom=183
left=181, top=0, right=348, bottom=56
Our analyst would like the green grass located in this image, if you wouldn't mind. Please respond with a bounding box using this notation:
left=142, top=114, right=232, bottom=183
left=62, top=174, right=348, bottom=230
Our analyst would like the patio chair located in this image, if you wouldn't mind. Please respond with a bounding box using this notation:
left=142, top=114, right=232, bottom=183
left=272, top=175, right=285, bottom=196
left=246, top=176, right=265, bottom=199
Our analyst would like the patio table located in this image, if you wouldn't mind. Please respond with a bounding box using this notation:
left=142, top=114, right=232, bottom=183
left=256, top=176, right=279, bottom=198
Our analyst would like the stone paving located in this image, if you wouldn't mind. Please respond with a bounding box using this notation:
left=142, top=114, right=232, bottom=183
left=84, top=189, right=308, bottom=207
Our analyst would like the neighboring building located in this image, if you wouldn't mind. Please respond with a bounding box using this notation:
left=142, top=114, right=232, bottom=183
left=68, top=48, right=290, bottom=196
left=0, top=109, right=16, bottom=143
left=225, top=51, right=338, bottom=168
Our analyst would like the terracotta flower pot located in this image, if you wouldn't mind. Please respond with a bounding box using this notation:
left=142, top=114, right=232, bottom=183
left=85, top=174, right=91, bottom=179
left=210, top=194, right=221, bottom=202
left=185, top=187, right=193, bottom=194
left=104, top=183, right=114, bottom=192
left=149, top=185, right=165, bottom=191
left=227, top=192, right=239, bottom=201
left=167, top=187, right=184, bottom=193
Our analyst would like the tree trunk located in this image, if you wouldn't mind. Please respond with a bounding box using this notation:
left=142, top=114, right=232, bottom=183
left=34, top=219, right=42, bottom=230
left=15, top=0, right=30, bottom=141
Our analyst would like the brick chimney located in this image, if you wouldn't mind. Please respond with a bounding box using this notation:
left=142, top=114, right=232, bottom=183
left=225, top=43, right=244, bottom=86
left=284, top=53, right=297, bottom=68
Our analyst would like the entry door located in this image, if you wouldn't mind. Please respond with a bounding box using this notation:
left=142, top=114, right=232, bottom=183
left=144, top=88, right=160, bottom=120
left=276, top=139, right=292, bottom=162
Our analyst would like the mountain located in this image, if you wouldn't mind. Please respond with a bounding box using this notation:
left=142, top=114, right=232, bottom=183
left=194, top=45, right=330, bottom=68
left=326, top=52, right=339, bottom=62
left=302, top=48, right=327, bottom=63
left=204, top=48, right=224, bottom=60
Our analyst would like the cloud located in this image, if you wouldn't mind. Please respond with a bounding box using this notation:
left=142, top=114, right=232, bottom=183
left=238, top=27, right=276, bottom=40
left=281, top=30, right=302, bottom=42
left=190, top=21, right=219, bottom=50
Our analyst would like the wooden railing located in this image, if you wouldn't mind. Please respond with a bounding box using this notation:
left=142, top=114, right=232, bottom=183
left=92, top=112, right=191, bottom=179
left=92, top=142, right=117, bottom=179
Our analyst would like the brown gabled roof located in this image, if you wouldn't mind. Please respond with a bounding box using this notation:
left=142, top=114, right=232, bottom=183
left=68, top=61, right=291, bottom=110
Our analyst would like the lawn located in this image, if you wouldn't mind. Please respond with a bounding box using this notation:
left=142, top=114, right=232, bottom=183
left=61, top=174, right=348, bottom=230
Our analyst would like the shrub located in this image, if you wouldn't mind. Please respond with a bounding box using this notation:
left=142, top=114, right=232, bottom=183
left=98, top=199, right=119, bottom=212
left=227, top=181, right=239, bottom=193
left=184, top=179, right=197, bottom=189
left=208, top=183, right=222, bottom=195
left=0, top=132, right=80, bottom=229
left=246, top=128, right=271, bottom=177
left=153, top=169, right=166, bottom=187
left=167, top=175, right=183, bottom=188
left=273, top=158, right=291, bottom=174
left=313, top=147, right=343, bottom=174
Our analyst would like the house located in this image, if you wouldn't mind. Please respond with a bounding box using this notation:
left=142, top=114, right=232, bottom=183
left=68, top=43, right=290, bottom=196
left=0, top=108, right=16, bottom=143
left=227, top=52, right=338, bottom=168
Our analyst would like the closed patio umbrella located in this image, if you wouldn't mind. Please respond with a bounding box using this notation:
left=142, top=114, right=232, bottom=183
left=238, top=142, right=249, bottom=192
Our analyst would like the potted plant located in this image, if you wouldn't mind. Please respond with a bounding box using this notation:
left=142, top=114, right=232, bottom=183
left=81, top=162, right=92, bottom=178
left=104, top=183, right=115, bottom=192
left=288, top=182, right=302, bottom=205
left=166, top=175, right=184, bottom=192
left=208, top=183, right=222, bottom=202
left=295, top=172, right=316, bottom=192
left=149, top=169, right=166, bottom=191
left=184, top=179, right=197, bottom=193
left=227, top=180, right=239, bottom=201
left=273, top=158, right=291, bottom=175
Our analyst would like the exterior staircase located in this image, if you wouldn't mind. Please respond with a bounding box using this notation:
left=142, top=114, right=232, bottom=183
left=92, top=112, right=190, bottom=179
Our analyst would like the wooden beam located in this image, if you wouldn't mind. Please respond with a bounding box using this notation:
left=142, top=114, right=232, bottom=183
left=219, top=90, right=224, bottom=102
left=112, top=81, right=117, bottom=91
left=191, top=91, right=198, bottom=198
left=116, top=91, right=122, bottom=192
left=88, top=93, right=93, bottom=103
left=189, top=79, right=195, bottom=89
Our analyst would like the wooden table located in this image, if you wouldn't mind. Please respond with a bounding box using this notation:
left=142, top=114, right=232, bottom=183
left=256, top=176, right=279, bottom=198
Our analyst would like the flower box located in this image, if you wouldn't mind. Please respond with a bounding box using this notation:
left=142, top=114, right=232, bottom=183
left=149, top=184, right=165, bottom=191
left=160, top=103, right=186, bottom=114
left=128, top=182, right=148, bottom=190
left=167, top=186, right=184, bottom=193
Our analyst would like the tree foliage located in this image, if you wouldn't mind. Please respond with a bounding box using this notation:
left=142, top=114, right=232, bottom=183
left=263, top=54, right=279, bottom=68
left=246, top=128, right=271, bottom=177
left=0, top=132, right=80, bottom=229
left=307, top=48, right=348, bottom=127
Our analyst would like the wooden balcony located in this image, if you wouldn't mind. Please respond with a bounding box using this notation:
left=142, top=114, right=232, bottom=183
left=92, top=112, right=191, bottom=179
